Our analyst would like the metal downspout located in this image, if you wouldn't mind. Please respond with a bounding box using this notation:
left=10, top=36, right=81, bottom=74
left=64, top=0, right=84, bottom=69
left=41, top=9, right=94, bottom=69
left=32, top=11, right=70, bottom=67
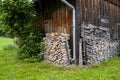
left=60, top=0, right=76, bottom=62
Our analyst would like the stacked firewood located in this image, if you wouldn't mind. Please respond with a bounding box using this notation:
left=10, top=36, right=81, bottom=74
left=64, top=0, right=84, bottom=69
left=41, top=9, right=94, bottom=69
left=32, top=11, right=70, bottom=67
left=43, top=33, right=71, bottom=66
left=14, top=37, right=19, bottom=48
left=82, top=24, right=118, bottom=65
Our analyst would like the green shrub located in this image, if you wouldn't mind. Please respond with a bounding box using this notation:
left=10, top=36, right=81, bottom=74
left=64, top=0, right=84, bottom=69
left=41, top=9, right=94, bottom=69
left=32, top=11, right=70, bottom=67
left=0, top=29, right=10, bottom=37
left=0, top=0, right=36, bottom=37
left=18, top=30, right=45, bottom=62
left=0, top=0, right=45, bottom=62
left=0, top=30, right=5, bottom=36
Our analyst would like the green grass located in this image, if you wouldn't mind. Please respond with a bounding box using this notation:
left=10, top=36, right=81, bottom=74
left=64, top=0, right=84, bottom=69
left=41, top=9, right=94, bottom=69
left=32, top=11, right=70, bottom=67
left=0, top=37, right=120, bottom=80
left=0, top=36, right=14, bottom=50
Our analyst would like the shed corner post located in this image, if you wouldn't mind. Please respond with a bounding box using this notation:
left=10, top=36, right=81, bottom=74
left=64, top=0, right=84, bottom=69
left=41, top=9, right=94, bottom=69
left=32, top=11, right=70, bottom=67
left=75, top=0, right=83, bottom=67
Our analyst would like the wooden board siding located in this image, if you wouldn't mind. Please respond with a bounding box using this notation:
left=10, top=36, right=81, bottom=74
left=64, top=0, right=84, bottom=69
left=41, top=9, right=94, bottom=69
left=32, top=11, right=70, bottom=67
left=75, top=0, right=81, bottom=64
left=40, top=6, right=72, bottom=35
left=78, top=0, right=120, bottom=27
left=76, top=0, right=120, bottom=64
left=39, top=5, right=73, bottom=58
left=105, top=0, right=120, bottom=7
left=35, top=0, right=120, bottom=39
left=34, top=0, right=120, bottom=65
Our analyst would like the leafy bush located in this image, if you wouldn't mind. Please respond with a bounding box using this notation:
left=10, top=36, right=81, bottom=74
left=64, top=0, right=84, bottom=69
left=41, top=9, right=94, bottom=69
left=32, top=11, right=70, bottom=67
left=17, top=28, right=45, bottom=62
left=0, top=28, right=10, bottom=37
left=0, top=30, right=5, bottom=36
left=0, top=0, right=45, bottom=62
left=0, top=0, right=36, bottom=37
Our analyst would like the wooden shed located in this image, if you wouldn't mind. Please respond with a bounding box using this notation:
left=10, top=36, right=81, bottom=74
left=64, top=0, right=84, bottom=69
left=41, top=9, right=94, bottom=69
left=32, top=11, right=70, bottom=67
left=34, top=0, right=120, bottom=66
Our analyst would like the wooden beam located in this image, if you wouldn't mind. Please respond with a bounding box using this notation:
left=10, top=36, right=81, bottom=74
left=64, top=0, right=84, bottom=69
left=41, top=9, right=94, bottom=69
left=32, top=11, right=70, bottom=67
left=75, top=0, right=81, bottom=65
left=105, top=0, right=120, bottom=7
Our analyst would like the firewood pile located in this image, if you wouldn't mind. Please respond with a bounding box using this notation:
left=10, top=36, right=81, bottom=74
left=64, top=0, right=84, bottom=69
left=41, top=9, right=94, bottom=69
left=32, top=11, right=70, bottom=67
left=14, top=37, right=19, bottom=48
left=81, top=24, right=118, bottom=65
left=43, top=33, right=71, bottom=66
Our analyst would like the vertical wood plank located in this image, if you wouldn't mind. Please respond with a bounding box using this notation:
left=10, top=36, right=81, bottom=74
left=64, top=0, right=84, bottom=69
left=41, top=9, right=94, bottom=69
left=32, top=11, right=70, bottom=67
left=76, top=0, right=81, bottom=65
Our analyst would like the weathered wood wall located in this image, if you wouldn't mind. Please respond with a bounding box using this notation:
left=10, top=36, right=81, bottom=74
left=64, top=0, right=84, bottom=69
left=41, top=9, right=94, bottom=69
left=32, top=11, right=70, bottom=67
left=34, top=0, right=73, bottom=35
left=41, top=7, right=72, bottom=34
left=34, top=0, right=120, bottom=64
left=78, top=0, right=120, bottom=26
left=35, top=1, right=74, bottom=58
left=35, top=0, right=120, bottom=37
left=76, top=0, right=120, bottom=42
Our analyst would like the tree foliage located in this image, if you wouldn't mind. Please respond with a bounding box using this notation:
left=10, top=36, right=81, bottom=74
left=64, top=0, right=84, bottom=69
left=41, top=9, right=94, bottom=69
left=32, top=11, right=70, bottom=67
left=0, top=0, right=45, bottom=62
left=0, top=0, right=36, bottom=36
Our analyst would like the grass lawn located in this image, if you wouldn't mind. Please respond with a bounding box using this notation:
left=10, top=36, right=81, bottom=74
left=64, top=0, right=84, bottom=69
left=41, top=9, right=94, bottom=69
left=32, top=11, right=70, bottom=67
left=0, top=37, right=14, bottom=50
left=0, top=37, right=120, bottom=80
